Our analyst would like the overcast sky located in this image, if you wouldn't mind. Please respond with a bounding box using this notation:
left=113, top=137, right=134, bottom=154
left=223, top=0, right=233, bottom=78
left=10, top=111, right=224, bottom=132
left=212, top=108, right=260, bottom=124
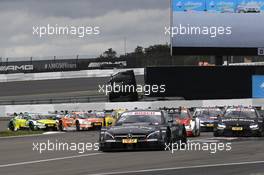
left=0, top=0, right=170, bottom=60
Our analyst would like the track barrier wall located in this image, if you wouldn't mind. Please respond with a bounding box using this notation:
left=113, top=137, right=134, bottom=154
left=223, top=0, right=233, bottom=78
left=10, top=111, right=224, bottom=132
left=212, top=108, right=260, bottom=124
left=1, top=98, right=263, bottom=117
left=145, top=66, right=264, bottom=100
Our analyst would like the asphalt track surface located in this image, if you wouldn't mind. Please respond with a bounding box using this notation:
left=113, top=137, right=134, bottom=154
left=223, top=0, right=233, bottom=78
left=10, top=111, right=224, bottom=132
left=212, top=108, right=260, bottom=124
left=0, top=131, right=263, bottom=175
left=0, top=74, right=263, bottom=174
left=0, top=119, right=8, bottom=131
left=0, top=75, right=144, bottom=99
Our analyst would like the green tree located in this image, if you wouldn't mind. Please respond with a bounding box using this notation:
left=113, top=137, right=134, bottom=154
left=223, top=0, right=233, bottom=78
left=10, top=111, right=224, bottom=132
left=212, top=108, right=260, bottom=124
left=102, top=48, right=117, bottom=59
left=134, top=46, right=144, bottom=55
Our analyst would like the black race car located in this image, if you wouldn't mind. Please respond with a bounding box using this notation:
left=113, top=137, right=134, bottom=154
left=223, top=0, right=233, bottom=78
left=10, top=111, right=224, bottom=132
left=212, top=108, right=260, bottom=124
left=194, top=107, right=223, bottom=132
left=214, top=107, right=264, bottom=137
left=99, top=110, right=187, bottom=151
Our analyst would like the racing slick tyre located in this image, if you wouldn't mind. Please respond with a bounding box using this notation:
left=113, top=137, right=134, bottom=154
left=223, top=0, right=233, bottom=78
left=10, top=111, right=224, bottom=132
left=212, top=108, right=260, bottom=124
left=76, top=121, right=81, bottom=131
left=196, top=128, right=200, bottom=137
left=161, top=129, right=172, bottom=151
left=214, top=131, right=221, bottom=137
left=99, top=143, right=111, bottom=152
left=99, top=146, right=106, bottom=152
left=258, top=130, right=264, bottom=137
left=29, top=122, right=36, bottom=131
left=8, top=122, right=16, bottom=131
left=58, top=121, right=64, bottom=131
left=177, top=126, right=187, bottom=149
left=181, top=127, right=187, bottom=145
left=52, top=126, right=58, bottom=131
left=166, top=129, right=172, bottom=144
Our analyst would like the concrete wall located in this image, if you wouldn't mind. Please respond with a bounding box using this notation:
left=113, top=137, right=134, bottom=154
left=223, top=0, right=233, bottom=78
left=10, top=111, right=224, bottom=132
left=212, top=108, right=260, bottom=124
left=1, top=98, right=263, bottom=116
left=0, top=68, right=144, bottom=83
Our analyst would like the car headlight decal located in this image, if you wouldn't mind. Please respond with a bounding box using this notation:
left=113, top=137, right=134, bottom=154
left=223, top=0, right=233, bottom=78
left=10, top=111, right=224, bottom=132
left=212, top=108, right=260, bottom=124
left=104, top=132, right=114, bottom=140
left=147, top=131, right=160, bottom=139
left=82, top=121, right=91, bottom=125
left=217, top=123, right=226, bottom=129
left=249, top=124, right=259, bottom=129
left=36, top=121, right=44, bottom=125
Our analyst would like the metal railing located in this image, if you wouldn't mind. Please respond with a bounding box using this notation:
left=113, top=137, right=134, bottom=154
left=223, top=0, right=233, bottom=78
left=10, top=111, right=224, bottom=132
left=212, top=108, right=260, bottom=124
left=0, top=55, right=96, bottom=62
left=0, top=95, right=108, bottom=105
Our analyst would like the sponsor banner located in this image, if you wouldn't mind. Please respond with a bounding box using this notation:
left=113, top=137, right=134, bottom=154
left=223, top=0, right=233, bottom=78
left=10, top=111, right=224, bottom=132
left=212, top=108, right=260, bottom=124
left=0, top=59, right=127, bottom=74
left=123, top=111, right=162, bottom=116
left=173, top=0, right=206, bottom=12
left=226, top=108, right=255, bottom=112
left=172, top=0, right=264, bottom=55
left=44, top=62, right=77, bottom=70
left=172, top=0, right=264, bottom=13
left=0, top=65, right=34, bottom=72
left=88, top=61, right=127, bottom=68
left=252, top=75, right=264, bottom=98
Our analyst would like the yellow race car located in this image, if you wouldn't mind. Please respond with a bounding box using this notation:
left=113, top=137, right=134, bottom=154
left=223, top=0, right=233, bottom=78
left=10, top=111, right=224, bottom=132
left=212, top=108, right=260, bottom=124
left=114, top=109, right=127, bottom=119
left=8, top=113, right=57, bottom=131
left=104, top=110, right=116, bottom=127
left=103, top=109, right=127, bottom=126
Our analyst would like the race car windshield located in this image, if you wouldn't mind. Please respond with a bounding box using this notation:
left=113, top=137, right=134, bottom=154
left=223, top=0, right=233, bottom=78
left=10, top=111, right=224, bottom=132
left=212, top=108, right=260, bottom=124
left=116, top=114, right=162, bottom=125
left=224, top=109, right=256, bottom=119
left=105, top=112, right=113, bottom=116
left=78, top=114, right=90, bottom=119
left=95, top=112, right=105, bottom=118
left=168, top=112, right=189, bottom=119
left=196, top=110, right=222, bottom=117
left=31, top=115, right=46, bottom=120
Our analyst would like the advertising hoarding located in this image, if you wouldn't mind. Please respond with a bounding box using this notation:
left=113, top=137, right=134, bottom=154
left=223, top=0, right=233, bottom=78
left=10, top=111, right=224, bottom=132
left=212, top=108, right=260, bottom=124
left=252, top=75, right=264, bottom=98
left=172, top=0, right=264, bottom=55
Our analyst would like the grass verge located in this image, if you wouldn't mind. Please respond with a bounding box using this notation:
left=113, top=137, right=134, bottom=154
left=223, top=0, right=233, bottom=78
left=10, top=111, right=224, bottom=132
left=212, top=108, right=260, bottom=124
left=0, top=130, right=44, bottom=137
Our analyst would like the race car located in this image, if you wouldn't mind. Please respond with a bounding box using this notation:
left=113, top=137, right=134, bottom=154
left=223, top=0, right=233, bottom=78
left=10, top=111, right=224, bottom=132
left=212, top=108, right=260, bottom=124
left=8, top=113, right=29, bottom=131
left=104, top=110, right=116, bottom=127
left=194, top=107, right=223, bottom=131
left=58, top=113, right=78, bottom=131
left=103, top=109, right=127, bottom=127
left=88, top=112, right=105, bottom=129
left=74, top=112, right=94, bottom=131
left=27, top=114, right=57, bottom=131
left=8, top=113, right=57, bottom=131
left=113, top=109, right=127, bottom=119
left=99, top=110, right=187, bottom=151
left=58, top=112, right=104, bottom=131
left=214, top=107, right=264, bottom=137
left=167, top=108, right=200, bottom=137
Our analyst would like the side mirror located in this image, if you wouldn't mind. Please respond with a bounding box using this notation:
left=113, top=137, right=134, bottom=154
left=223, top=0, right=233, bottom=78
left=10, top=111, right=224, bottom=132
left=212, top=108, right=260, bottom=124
left=107, top=121, right=113, bottom=125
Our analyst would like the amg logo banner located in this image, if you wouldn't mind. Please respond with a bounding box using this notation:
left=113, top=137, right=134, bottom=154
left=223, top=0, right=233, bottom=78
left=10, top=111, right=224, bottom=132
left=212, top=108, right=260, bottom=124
left=0, top=65, right=34, bottom=72
left=44, top=63, right=77, bottom=70
left=88, top=61, right=127, bottom=68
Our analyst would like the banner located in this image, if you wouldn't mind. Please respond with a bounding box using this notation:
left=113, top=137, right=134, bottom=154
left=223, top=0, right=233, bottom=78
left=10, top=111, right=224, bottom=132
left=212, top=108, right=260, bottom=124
left=252, top=75, right=264, bottom=98
left=172, top=0, right=264, bottom=55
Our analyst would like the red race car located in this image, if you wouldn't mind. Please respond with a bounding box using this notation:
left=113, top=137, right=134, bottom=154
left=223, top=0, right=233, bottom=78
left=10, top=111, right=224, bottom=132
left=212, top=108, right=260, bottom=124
left=167, top=107, right=201, bottom=137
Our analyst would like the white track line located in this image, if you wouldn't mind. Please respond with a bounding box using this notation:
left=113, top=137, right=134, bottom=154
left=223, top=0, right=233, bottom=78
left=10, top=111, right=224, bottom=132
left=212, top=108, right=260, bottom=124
left=88, top=160, right=264, bottom=175
left=0, top=153, right=102, bottom=168
left=0, top=132, right=65, bottom=139
left=0, top=134, right=45, bottom=139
